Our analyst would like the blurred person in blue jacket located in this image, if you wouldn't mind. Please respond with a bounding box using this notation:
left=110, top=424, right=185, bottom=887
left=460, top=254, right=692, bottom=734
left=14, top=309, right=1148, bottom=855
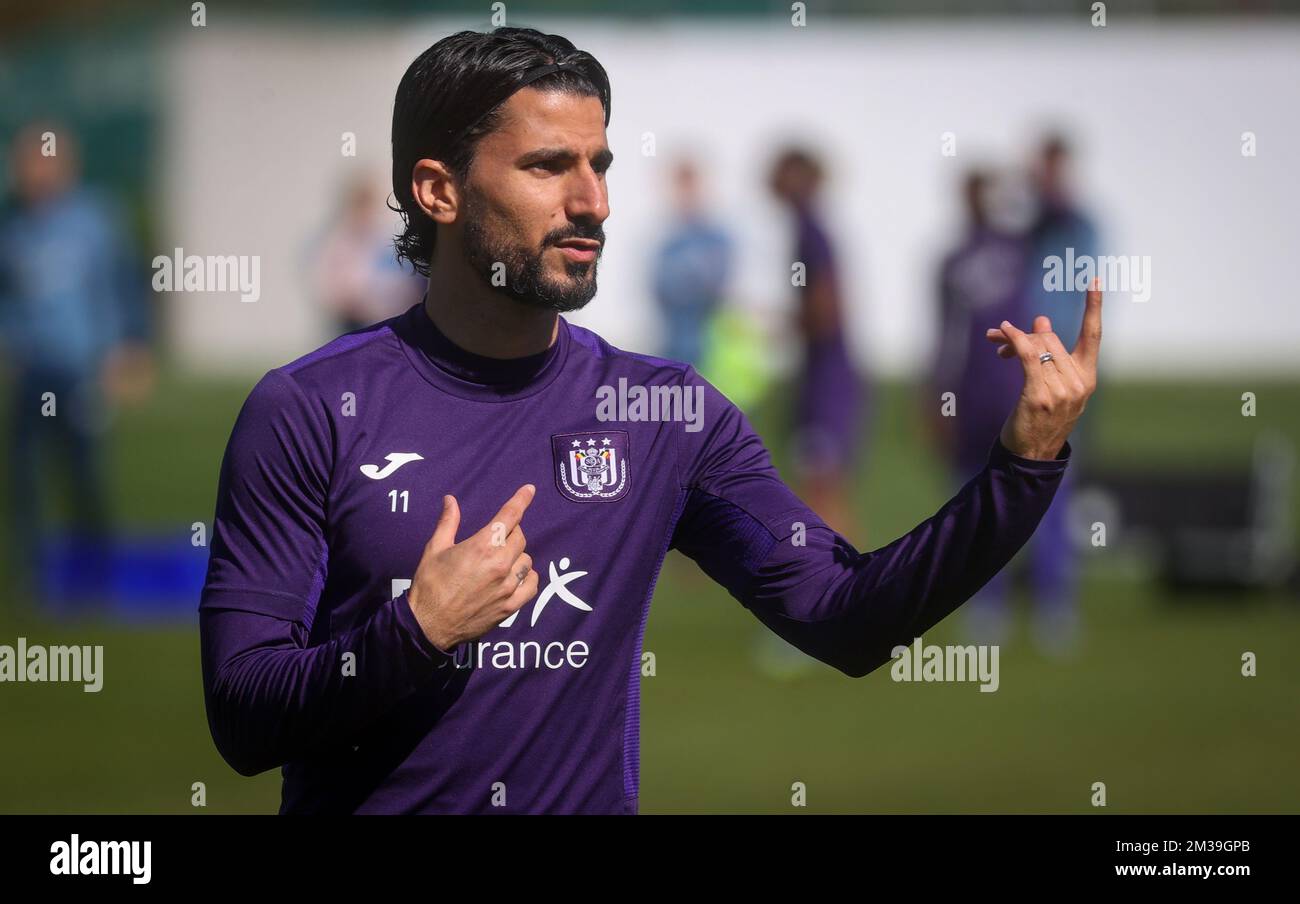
left=0, top=121, right=149, bottom=601
left=649, top=158, right=733, bottom=367
left=1020, top=134, right=1099, bottom=654
left=1024, top=133, right=1100, bottom=460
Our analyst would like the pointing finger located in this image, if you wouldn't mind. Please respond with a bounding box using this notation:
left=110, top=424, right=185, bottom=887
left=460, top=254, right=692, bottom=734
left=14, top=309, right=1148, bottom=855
left=483, top=484, right=536, bottom=538
left=1072, top=276, right=1104, bottom=371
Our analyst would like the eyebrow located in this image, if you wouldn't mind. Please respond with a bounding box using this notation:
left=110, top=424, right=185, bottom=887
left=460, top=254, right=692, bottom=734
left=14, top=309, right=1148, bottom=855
left=518, top=146, right=614, bottom=170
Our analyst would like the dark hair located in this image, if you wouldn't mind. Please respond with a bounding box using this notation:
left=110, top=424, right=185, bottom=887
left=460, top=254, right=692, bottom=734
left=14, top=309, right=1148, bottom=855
left=390, top=27, right=612, bottom=276
left=1041, top=131, right=1073, bottom=162
left=771, top=146, right=824, bottom=184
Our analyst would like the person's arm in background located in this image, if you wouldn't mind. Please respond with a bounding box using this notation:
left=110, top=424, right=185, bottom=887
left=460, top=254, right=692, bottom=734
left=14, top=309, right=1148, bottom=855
left=92, top=192, right=156, bottom=404
left=702, top=223, right=734, bottom=319
left=672, top=284, right=1102, bottom=677
left=0, top=208, right=15, bottom=367
left=649, top=233, right=674, bottom=309
left=199, top=370, right=452, bottom=777
left=794, top=221, right=842, bottom=344
left=923, top=253, right=962, bottom=460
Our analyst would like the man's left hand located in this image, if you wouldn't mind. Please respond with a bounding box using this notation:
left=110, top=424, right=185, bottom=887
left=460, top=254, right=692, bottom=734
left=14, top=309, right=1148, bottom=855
left=985, top=277, right=1103, bottom=461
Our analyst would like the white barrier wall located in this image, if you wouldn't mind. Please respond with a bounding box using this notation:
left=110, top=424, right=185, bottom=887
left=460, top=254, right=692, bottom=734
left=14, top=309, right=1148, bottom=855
left=162, top=17, right=1300, bottom=377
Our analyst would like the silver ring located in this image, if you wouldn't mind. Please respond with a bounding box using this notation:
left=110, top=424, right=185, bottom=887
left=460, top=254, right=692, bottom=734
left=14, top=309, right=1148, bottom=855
left=515, top=568, right=528, bottom=586
left=1039, top=352, right=1054, bottom=364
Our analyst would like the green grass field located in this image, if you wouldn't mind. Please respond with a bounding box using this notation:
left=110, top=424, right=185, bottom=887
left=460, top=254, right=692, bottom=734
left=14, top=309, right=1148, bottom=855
left=1, top=374, right=1297, bottom=813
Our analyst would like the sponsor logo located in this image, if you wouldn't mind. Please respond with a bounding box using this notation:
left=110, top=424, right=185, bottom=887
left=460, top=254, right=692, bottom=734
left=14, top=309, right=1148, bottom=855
left=391, top=556, right=594, bottom=671
left=500, top=557, right=592, bottom=628
left=360, top=452, right=424, bottom=480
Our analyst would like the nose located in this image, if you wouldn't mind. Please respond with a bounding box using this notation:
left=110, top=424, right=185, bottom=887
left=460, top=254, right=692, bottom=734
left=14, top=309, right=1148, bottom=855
left=564, top=161, right=609, bottom=226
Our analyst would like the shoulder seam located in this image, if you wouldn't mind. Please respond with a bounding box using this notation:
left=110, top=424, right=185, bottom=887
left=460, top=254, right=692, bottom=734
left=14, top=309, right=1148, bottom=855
left=566, top=321, right=692, bottom=375
left=280, top=323, right=397, bottom=375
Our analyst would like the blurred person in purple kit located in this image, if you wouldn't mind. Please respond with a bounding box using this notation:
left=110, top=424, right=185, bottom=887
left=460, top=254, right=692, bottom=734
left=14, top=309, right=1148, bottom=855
left=929, top=168, right=1041, bottom=646
left=0, top=122, right=151, bottom=601
left=768, top=148, right=865, bottom=538
left=308, top=173, right=424, bottom=335
left=199, top=27, right=1103, bottom=814
left=649, top=157, right=732, bottom=367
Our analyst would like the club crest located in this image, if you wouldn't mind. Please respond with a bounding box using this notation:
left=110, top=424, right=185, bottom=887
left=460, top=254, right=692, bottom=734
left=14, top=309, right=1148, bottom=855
left=552, top=431, right=630, bottom=502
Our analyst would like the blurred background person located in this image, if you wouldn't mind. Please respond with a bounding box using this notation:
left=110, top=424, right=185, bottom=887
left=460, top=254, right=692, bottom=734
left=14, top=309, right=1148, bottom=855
left=1024, top=132, right=1100, bottom=461
left=928, top=167, right=1038, bottom=646
left=307, top=172, right=424, bottom=335
left=929, top=157, right=1090, bottom=655
left=768, top=146, right=866, bottom=540
left=1018, top=133, right=1100, bottom=654
left=649, top=157, right=733, bottom=368
left=752, top=146, right=868, bottom=680
left=0, top=121, right=149, bottom=604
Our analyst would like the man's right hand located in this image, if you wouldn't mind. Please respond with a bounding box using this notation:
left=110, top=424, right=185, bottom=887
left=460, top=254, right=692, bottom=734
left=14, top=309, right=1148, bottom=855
left=406, top=484, right=539, bottom=653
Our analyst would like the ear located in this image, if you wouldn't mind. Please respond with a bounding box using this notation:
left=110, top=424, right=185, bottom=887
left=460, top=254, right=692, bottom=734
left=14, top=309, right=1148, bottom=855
left=411, top=158, right=460, bottom=225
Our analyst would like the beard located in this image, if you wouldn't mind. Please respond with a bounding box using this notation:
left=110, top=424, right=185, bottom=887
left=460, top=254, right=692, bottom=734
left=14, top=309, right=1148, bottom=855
left=462, top=190, right=603, bottom=313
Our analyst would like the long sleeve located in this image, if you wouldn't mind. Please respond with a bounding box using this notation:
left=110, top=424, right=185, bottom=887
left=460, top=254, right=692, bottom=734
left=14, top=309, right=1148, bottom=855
left=199, top=369, right=450, bottom=776
left=200, top=596, right=449, bottom=776
left=671, top=366, right=1070, bottom=678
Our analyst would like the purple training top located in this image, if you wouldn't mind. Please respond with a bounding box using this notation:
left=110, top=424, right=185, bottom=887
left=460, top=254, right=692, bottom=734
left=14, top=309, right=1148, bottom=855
left=934, top=225, right=1031, bottom=473
left=199, top=301, right=1070, bottom=814
left=792, top=204, right=865, bottom=473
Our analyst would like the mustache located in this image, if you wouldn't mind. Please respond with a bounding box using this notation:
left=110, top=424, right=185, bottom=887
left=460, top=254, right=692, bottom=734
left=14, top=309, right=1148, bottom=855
left=543, top=224, right=605, bottom=247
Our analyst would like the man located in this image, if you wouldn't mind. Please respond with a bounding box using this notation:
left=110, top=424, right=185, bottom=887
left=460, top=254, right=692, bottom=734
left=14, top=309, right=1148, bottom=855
left=1016, top=134, right=1101, bottom=653
left=199, top=27, right=1102, bottom=814
left=0, top=122, right=147, bottom=602
left=929, top=168, right=1040, bottom=645
left=649, top=157, right=732, bottom=368
left=1024, top=133, right=1100, bottom=459
left=931, top=169, right=1028, bottom=473
left=307, top=173, right=424, bottom=335
left=769, top=147, right=866, bottom=538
